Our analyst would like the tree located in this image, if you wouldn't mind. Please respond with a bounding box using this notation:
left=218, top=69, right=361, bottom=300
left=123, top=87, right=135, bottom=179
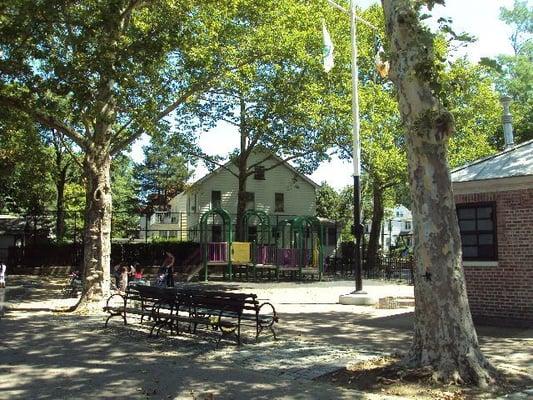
left=173, top=0, right=335, bottom=240
left=0, top=1, right=284, bottom=305
left=135, top=136, right=191, bottom=208
left=39, top=129, right=81, bottom=241
left=381, top=0, right=494, bottom=386
left=111, top=154, right=141, bottom=239
left=0, top=110, right=55, bottom=214
left=316, top=183, right=342, bottom=220
left=441, top=60, right=500, bottom=167
left=481, top=0, right=533, bottom=143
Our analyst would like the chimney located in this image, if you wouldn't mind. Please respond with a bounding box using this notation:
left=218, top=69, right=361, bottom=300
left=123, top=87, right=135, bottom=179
left=500, top=95, right=514, bottom=149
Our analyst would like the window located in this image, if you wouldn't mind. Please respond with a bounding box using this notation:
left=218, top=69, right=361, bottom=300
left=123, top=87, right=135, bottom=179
left=405, top=221, right=411, bottom=230
left=212, top=225, right=222, bottom=242
left=275, top=193, right=284, bottom=212
left=247, top=226, right=258, bottom=242
left=327, top=227, right=337, bottom=246
left=254, top=166, right=265, bottom=180
left=457, top=203, right=497, bottom=261
left=245, top=192, right=255, bottom=210
left=211, top=190, right=221, bottom=209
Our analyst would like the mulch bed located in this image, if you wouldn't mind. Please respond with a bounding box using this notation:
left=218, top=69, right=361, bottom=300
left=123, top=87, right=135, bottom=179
left=315, top=356, right=532, bottom=400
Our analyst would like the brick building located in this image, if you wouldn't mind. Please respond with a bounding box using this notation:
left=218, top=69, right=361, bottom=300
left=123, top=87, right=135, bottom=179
left=451, top=98, right=533, bottom=327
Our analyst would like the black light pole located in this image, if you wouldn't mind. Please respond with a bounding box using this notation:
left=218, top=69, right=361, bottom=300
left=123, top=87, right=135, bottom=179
left=353, top=176, right=363, bottom=292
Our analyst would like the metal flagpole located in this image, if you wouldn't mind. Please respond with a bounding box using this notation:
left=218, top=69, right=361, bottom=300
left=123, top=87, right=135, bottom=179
left=325, top=0, right=378, bottom=301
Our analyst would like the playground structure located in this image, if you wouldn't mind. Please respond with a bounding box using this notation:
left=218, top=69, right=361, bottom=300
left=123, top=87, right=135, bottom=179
left=199, top=208, right=324, bottom=281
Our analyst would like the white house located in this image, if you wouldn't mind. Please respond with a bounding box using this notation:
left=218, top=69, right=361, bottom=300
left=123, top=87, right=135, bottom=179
left=140, top=149, right=321, bottom=242
left=376, top=205, right=413, bottom=252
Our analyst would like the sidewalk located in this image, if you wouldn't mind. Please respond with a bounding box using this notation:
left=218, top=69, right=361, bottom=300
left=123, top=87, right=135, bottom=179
left=0, top=277, right=531, bottom=399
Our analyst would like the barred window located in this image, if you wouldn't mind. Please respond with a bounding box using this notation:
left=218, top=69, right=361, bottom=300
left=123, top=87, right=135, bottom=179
left=457, top=203, right=497, bottom=261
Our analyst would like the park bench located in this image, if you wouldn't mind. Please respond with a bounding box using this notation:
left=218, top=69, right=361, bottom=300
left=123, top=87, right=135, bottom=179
left=103, top=286, right=278, bottom=345
left=103, top=285, right=172, bottom=327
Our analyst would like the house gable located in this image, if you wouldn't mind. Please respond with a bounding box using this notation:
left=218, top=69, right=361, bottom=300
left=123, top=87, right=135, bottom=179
left=173, top=149, right=318, bottom=217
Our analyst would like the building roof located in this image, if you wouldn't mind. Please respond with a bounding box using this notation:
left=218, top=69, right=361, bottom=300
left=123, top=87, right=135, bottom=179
left=451, top=139, right=533, bottom=183
left=187, top=149, right=321, bottom=191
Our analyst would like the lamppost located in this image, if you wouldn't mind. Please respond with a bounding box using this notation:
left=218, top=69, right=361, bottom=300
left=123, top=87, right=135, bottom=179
left=327, top=0, right=378, bottom=304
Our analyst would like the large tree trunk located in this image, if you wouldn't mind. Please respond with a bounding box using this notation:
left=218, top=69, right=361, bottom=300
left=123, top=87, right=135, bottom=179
left=366, top=180, right=384, bottom=271
left=235, top=93, right=250, bottom=242
left=235, top=156, right=248, bottom=242
left=382, top=0, right=494, bottom=386
left=79, top=147, right=112, bottom=304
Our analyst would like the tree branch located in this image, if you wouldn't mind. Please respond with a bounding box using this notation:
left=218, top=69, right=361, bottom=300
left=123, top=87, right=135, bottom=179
left=186, top=151, right=239, bottom=179
left=245, top=150, right=315, bottom=177
left=0, top=93, right=88, bottom=149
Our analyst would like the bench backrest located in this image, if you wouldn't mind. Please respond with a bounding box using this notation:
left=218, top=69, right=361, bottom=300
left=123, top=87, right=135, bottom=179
left=135, top=285, right=176, bottom=303
left=177, top=289, right=256, bottom=315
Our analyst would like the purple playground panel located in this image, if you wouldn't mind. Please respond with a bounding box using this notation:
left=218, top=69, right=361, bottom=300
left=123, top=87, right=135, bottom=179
left=254, top=245, right=277, bottom=265
left=277, top=248, right=299, bottom=268
left=206, top=242, right=228, bottom=262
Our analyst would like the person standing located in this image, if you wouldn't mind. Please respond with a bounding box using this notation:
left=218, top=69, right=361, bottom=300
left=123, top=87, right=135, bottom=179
left=0, top=260, right=6, bottom=289
left=118, top=266, right=128, bottom=293
left=161, top=251, right=175, bottom=287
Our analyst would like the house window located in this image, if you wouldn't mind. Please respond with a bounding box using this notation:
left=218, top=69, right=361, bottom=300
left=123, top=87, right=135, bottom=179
left=212, top=225, right=222, bottom=242
left=211, top=190, right=221, bottom=209
left=247, top=226, right=258, bottom=242
left=254, top=166, right=265, bottom=180
left=245, top=192, right=255, bottom=210
left=327, top=227, right=337, bottom=246
left=275, top=193, right=284, bottom=212
left=405, top=221, right=411, bottom=230
left=457, top=203, right=497, bottom=261
left=190, top=194, right=197, bottom=212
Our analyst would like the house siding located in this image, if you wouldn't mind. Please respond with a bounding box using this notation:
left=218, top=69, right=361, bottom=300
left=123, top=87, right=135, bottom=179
left=454, top=187, right=533, bottom=326
left=178, top=151, right=317, bottom=228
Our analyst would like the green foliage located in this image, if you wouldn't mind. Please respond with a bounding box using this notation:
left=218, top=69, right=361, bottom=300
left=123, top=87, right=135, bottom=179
left=111, top=154, right=141, bottom=238
left=135, top=136, right=192, bottom=206
left=481, top=0, right=533, bottom=144
left=441, top=60, right=500, bottom=167
left=0, top=109, right=55, bottom=213
left=316, top=183, right=342, bottom=220
left=172, top=0, right=335, bottom=174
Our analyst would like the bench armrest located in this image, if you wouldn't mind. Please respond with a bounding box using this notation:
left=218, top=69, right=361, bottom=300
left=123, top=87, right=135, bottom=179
left=105, top=293, right=126, bottom=310
left=257, top=302, right=278, bottom=327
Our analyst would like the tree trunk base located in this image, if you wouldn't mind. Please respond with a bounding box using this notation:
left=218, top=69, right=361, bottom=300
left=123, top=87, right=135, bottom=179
left=403, top=348, right=497, bottom=388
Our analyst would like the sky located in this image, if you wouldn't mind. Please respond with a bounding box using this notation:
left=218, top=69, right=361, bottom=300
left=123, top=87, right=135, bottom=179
left=130, top=0, right=519, bottom=190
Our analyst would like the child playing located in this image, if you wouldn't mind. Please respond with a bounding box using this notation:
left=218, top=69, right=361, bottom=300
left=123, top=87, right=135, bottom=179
left=0, top=260, right=6, bottom=289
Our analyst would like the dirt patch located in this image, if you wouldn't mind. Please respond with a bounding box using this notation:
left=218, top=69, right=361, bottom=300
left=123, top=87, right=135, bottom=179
left=315, top=356, right=533, bottom=400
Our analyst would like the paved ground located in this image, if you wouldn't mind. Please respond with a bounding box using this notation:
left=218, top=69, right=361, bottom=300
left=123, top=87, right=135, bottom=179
left=0, top=276, right=531, bottom=399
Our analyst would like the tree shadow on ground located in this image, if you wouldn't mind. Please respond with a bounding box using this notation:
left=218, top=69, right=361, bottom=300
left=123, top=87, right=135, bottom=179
left=0, top=309, right=367, bottom=400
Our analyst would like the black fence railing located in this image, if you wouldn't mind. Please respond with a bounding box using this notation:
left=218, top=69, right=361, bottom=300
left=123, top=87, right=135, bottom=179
left=6, top=241, right=201, bottom=269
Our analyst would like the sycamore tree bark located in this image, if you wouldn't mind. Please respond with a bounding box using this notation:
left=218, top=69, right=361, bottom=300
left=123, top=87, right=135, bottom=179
left=381, top=0, right=495, bottom=386
left=81, top=146, right=112, bottom=302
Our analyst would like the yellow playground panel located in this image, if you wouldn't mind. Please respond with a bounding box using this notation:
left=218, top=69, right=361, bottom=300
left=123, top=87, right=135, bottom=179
left=231, top=242, right=251, bottom=264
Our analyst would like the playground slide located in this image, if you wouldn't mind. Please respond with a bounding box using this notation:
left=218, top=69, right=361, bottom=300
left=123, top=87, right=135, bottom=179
left=178, top=247, right=202, bottom=282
